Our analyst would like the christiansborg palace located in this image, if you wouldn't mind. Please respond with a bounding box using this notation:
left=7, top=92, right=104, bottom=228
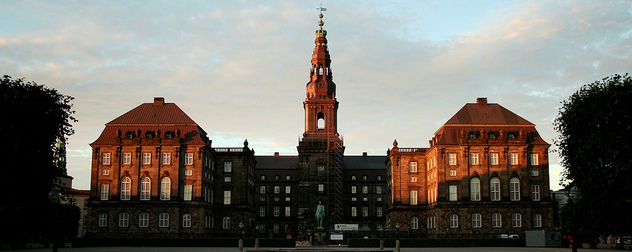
left=85, top=12, right=554, bottom=242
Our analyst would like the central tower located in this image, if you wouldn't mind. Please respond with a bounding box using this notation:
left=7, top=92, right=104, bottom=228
left=297, top=9, right=345, bottom=238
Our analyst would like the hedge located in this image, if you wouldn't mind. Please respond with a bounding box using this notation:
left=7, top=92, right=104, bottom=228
left=348, top=238, right=525, bottom=247
left=72, top=238, right=295, bottom=248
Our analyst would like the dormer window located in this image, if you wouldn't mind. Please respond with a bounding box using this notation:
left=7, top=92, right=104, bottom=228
left=125, top=131, right=134, bottom=139
left=145, top=131, right=155, bottom=138
left=468, top=131, right=477, bottom=139
left=488, top=131, right=497, bottom=139
left=164, top=131, right=173, bottom=139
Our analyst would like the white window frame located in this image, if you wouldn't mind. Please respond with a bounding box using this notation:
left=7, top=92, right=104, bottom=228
left=490, top=178, right=501, bottom=201
left=449, top=170, right=457, bottom=177
left=184, top=184, right=192, bottom=201
left=159, top=213, right=169, bottom=228
left=223, top=161, right=232, bottom=172
left=470, top=153, right=479, bottom=165
left=162, top=152, right=171, bottom=165
left=122, top=152, right=131, bottom=164
left=351, top=186, right=357, bottom=194
left=531, top=169, right=539, bottom=176
left=492, top=213, right=502, bottom=228
left=318, top=184, right=324, bottom=192
left=409, top=162, right=418, bottom=172
left=285, top=206, right=291, bottom=217
left=470, top=177, right=481, bottom=201
left=274, top=206, right=280, bottom=217
left=448, top=153, right=457, bottom=165
left=510, top=153, right=519, bottom=165
left=532, top=185, right=541, bottom=201
left=260, top=206, right=266, bottom=217
left=100, top=184, right=109, bottom=200
left=223, top=190, right=231, bottom=205
left=98, top=213, right=107, bottom=227
left=530, top=153, right=539, bottom=165
left=362, top=206, right=369, bottom=217
left=182, top=214, right=192, bottom=228
left=118, top=212, right=129, bottom=227
left=533, top=214, right=542, bottom=228
left=410, top=177, right=417, bottom=182
left=472, top=213, right=482, bottom=228
left=376, top=186, right=383, bottom=194
left=185, top=153, right=194, bottom=165
left=260, top=186, right=266, bottom=194
left=411, top=217, right=419, bottom=229
left=186, top=169, right=193, bottom=176
left=410, top=190, right=418, bottom=205
left=142, top=153, right=151, bottom=165
left=102, top=169, right=109, bottom=176
left=285, top=186, right=291, bottom=194
left=139, top=213, right=149, bottom=227
left=160, top=177, right=171, bottom=200
left=362, top=186, right=368, bottom=194
left=351, top=207, right=357, bottom=217
left=141, top=177, right=151, bottom=200
left=512, top=213, right=522, bottom=227
left=510, top=177, right=520, bottom=201
left=376, top=206, right=383, bottom=217
left=102, top=153, right=111, bottom=165
left=120, top=177, right=131, bottom=200
left=449, top=214, right=458, bottom=228
left=222, top=217, right=230, bottom=229
left=490, top=153, right=499, bottom=165
left=449, top=185, right=457, bottom=201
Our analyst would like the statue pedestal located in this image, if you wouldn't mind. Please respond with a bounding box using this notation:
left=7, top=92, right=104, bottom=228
left=314, top=227, right=327, bottom=245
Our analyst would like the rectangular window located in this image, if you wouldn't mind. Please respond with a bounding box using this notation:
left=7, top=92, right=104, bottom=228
left=510, top=153, right=519, bottom=165
left=376, top=186, right=382, bottom=194
left=142, top=153, right=151, bottom=165
left=376, top=206, right=383, bottom=217
left=512, top=213, right=522, bottom=227
left=162, top=152, right=171, bottom=164
left=410, top=177, right=417, bottom=182
left=531, top=170, right=539, bottom=176
left=351, top=197, right=356, bottom=202
left=533, top=214, right=542, bottom=228
left=532, top=185, right=541, bottom=201
left=449, top=214, right=458, bottom=228
left=224, top=176, right=231, bottom=182
left=185, top=170, right=193, bottom=176
left=123, top=153, right=131, bottom=164
left=274, top=206, right=280, bottom=217
left=318, top=184, right=325, bottom=192
left=530, top=154, right=539, bottom=165
left=492, top=213, right=502, bottom=228
left=410, top=190, right=418, bottom=205
left=101, top=169, right=109, bottom=176
left=259, top=186, right=266, bottom=194
left=351, top=186, right=357, bottom=194
left=182, top=214, right=192, bottom=228
left=510, top=178, right=520, bottom=201
left=159, top=213, right=169, bottom=228
left=317, top=165, right=325, bottom=175
left=274, top=223, right=279, bottom=233
left=362, top=186, right=368, bottom=194
left=449, top=185, right=458, bottom=201
left=223, top=161, right=232, bottom=172
left=274, top=186, right=280, bottom=194
left=98, top=213, right=107, bottom=227
left=139, top=213, right=149, bottom=228
left=223, top=190, right=231, bottom=205
left=351, top=207, right=357, bottom=217
left=184, top=184, right=192, bottom=201
left=260, top=206, right=266, bottom=217
left=285, top=206, right=291, bottom=217
left=490, top=153, right=499, bottom=165
left=362, top=206, right=369, bottom=217
left=285, top=186, right=291, bottom=194
left=222, top=217, right=230, bottom=229
left=472, top=213, right=482, bottom=228
left=470, top=153, right=479, bottom=165
left=102, top=153, right=111, bottom=165
left=449, top=170, right=457, bottom=177
left=490, top=179, right=501, bottom=201
left=185, top=153, right=194, bottom=165
left=100, top=184, right=109, bottom=200
left=409, top=162, right=418, bottom=172
left=448, top=153, right=457, bottom=165
left=411, top=217, right=419, bottom=229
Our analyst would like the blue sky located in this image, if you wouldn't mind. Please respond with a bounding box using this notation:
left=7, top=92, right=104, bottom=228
left=1, top=1, right=631, bottom=190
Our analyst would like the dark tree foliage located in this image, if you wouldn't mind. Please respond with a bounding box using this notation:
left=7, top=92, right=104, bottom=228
left=554, top=74, right=632, bottom=241
left=0, top=75, right=76, bottom=246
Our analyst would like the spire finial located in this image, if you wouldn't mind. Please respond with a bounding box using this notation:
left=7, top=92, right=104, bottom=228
left=315, top=4, right=327, bottom=37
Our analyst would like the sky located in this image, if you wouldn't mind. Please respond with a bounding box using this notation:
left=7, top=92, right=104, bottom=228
left=1, top=1, right=631, bottom=190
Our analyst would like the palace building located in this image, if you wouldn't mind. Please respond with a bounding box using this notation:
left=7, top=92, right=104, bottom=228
left=85, top=11, right=553, bottom=241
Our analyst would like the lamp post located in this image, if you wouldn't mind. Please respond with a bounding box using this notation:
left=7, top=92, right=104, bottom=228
left=238, top=222, right=244, bottom=252
left=48, top=186, right=61, bottom=252
left=378, top=226, right=384, bottom=250
left=395, top=223, right=401, bottom=252
left=255, top=225, right=260, bottom=249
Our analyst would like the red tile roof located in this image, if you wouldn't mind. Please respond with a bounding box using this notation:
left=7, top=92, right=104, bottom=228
left=91, top=98, right=207, bottom=146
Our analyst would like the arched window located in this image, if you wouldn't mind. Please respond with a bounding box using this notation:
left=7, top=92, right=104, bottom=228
left=223, top=217, right=231, bottom=229
left=533, top=214, right=542, bottom=228
left=120, top=177, right=131, bottom=200
left=510, top=177, right=520, bottom=201
left=512, top=213, right=522, bottom=227
left=118, top=212, right=129, bottom=227
left=139, top=213, right=149, bottom=227
left=472, top=213, right=482, bottom=228
left=449, top=214, right=458, bottom=228
left=410, top=217, right=419, bottom=229
left=351, top=175, right=356, bottom=181
left=490, top=177, right=501, bottom=201
left=470, top=177, right=481, bottom=201
left=160, top=177, right=171, bottom=200
left=182, top=214, right=192, bottom=228
left=140, top=177, right=151, bottom=200
left=317, top=113, right=325, bottom=130
left=159, top=213, right=169, bottom=227
left=492, top=213, right=502, bottom=228
left=377, top=175, right=382, bottom=181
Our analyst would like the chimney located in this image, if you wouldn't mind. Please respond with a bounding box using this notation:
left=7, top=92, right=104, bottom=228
left=476, top=97, right=488, bottom=106
left=154, top=97, right=165, bottom=106
left=274, top=152, right=279, bottom=158
left=363, top=152, right=367, bottom=157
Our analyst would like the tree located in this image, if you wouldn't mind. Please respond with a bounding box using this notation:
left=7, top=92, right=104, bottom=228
left=0, top=75, right=76, bottom=247
left=554, top=74, right=632, bottom=249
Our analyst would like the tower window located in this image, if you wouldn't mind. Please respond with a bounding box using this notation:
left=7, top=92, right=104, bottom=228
left=317, top=112, right=325, bottom=130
